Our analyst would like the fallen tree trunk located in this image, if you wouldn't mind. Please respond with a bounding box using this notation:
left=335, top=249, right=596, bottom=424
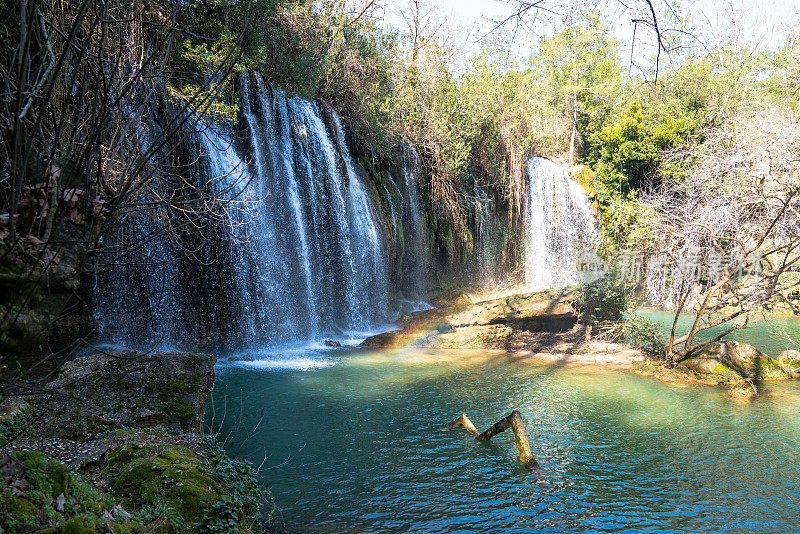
left=442, top=410, right=539, bottom=469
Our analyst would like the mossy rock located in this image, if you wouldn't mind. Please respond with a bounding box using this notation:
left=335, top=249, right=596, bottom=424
left=681, top=341, right=793, bottom=381
left=84, top=501, right=106, bottom=515
left=106, top=443, right=148, bottom=467
left=0, top=492, right=42, bottom=530
left=27, top=351, right=215, bottom=439
left=159, top=399, right=194, bottom=421
left=110, top=521, right=147, bottom=534
left=109, top=445, right=224, bottom=526
left=162, top=380, right=192, bottom=394
left=14, top=450, right=71, bottom=498
left=60, top=515, right=96, bottom=534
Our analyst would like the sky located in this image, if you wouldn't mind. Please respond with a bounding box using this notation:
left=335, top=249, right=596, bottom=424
left=379, top=0, right=800, bottom=71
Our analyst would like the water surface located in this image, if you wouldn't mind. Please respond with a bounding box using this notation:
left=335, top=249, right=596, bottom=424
left=213, top=348, right=800, bottom=533
left=639, top=310, right=800, bottom=356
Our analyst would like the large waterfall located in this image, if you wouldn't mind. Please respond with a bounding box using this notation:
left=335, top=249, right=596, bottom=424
left=525, top=157, right=599, bottom=291
left=94, top=77, right=390, bottom=349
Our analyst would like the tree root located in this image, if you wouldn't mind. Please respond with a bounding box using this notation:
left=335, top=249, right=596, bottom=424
left=442, top=410, right=539, bottom=469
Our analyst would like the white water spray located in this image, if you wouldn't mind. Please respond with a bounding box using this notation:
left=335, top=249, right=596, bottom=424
left=525, top=157, right=600, bottom=291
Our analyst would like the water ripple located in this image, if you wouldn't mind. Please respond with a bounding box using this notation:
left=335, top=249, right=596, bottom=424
left=213, top=349, right=800, bottom=533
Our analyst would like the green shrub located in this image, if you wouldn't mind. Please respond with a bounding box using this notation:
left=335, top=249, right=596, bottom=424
left=0, top=411, right=30, bottom=446
left=578, top=272, right=630, bottom=324
left=601, top=313, right=665, bottom=354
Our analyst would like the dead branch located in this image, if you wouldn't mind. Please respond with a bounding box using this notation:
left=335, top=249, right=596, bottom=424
left=442, top=410, right=539, bottom=469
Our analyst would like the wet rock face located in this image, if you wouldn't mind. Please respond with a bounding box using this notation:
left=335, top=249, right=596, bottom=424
left=681, top=341, right=795, bottom=381
left=27, top=351, right=216, bottom=439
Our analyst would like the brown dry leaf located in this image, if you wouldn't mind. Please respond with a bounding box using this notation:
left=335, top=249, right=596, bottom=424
left=21, top=235, right=44, bottom=248
left=68, top=209, right=84, bottom=225
left=62, top=188, right=84, bottom=204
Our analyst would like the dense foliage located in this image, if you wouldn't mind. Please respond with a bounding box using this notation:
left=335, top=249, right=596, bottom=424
left=169, top=0, right=797, bottom=265
left=578, top=272, right=630, bottom=325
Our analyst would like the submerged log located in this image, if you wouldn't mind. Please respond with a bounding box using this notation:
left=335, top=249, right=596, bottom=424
left=442, top=410, right=539, bottom=469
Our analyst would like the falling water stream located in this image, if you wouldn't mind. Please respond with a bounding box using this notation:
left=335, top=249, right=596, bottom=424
left=525, top=157, right=599, bottom=291
left=88, top=87, right=800, bottom=533
left=94, top=77, right=394, bottom=349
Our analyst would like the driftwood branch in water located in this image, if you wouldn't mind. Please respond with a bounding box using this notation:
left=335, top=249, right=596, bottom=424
left=442, top=413, right=480, bottom=436
left=442, top=410, right=539, bottom=469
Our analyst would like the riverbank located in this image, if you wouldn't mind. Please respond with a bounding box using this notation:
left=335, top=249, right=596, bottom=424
left=0, top=351, right=268, bottom=534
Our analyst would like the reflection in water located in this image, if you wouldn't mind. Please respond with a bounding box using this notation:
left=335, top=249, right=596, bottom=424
left=213, top=349, right=800, bottom=533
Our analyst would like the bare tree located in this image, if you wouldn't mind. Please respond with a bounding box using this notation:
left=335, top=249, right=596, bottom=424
left=642, top=103, right=800, bottom=361
left=497, top=0, right=680, bottom=81
left=0, top=0, right=249, bottom=364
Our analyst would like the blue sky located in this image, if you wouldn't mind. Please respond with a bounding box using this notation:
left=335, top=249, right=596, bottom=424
left=380, top=0, right=799, bottom=70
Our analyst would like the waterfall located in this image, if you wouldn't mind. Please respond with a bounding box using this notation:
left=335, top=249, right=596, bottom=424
left=399, top=143, right=429, bottom=296
left=94, top=77, right=390, bottom=349
left=525, top=157, right=599, bottom=291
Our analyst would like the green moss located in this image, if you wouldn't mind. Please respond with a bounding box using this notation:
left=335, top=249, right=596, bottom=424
left=107, top=444, right=148, bottom=467
left=111, top=521, right=147, bottom=534
left=85, top=501, right=106, bottom=515
left=15, top=451, right=71, bottom=498
left=162, top=380, right=191, bottom=394
left=160, top=446, right=196, bottom=463
left=159, top=399, right=194, bottom=420
left=16, top=449, right=45, bottom=467
left=61, top=515, right=95, bottom=534
left=713, top=362, right=732, bottom=374
left=147, top=517, right=181, bottom=534
left=2, top=437, right=262, bottom=533
left=0, top=492, right=40, bottom=524
left=109, top=446, right=224, bottom=526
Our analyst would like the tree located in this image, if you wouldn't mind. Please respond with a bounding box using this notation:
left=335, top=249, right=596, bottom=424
left=642, top=102, right=800, bottom=361
left=0, top=0, right=246, bottom=359
left=532, top=11, right=620, bottom=166
left=499, top=0, right=681, bottom=82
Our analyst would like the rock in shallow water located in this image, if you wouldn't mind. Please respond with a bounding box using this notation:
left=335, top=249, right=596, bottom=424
left=681, top=341, right=794, bottom=381
left=778, top=349, right=800, bottom=373
left=361, top=288, right=579, bottom=349
left=25, top=351, right=215, bottom=439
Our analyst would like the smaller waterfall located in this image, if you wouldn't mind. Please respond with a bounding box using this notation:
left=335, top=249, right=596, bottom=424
left=399, top=143, right=430, bottom=296
left=525, top=157, right=599, bottom=291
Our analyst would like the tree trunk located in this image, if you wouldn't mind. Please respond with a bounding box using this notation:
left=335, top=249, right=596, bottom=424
left=442, top=413, right=479, bottom=436
left=442, top=410, right=539, bottom=469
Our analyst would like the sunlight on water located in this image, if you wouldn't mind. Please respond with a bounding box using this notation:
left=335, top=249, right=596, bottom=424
left=233, top=358, right=336, bottom=371
left=213, top=348, right=800, bottom=533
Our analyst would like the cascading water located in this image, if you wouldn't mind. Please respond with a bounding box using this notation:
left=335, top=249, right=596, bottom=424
left=94, top=76, right=390, bottom=350
left=399, top=143, right=430, bottom=296
left=525, top=157, right=599, bottom=291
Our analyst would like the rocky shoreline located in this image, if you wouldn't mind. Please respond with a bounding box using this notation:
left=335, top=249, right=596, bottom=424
left=0, top=351, right=269, bottom=534
left=362, top=288, right=800, bottom=395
